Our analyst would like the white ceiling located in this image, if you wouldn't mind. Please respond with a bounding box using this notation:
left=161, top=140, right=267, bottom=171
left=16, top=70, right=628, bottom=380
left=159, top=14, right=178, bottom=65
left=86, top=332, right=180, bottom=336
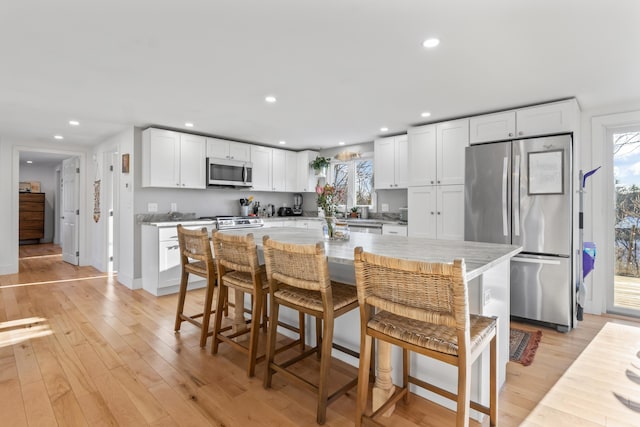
left=1, top=1, right=639, bottom=151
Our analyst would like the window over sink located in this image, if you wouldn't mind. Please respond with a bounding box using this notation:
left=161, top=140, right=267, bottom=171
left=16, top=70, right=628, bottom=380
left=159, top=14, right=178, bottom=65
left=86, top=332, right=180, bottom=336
left=328, top=154, right=375, bottom=212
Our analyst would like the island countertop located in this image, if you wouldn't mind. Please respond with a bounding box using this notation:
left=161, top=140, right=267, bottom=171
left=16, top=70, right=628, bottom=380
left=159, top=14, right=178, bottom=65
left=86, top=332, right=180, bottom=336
left=218, top=226, right=521, bottom=281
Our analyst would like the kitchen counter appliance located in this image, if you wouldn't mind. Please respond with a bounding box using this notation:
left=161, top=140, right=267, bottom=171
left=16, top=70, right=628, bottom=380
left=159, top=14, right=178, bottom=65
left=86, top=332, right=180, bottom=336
left=278, top=207, right=294, bottom=216
left=292, top=193, right=303, bottom=216
left=464, top=134, right=573, bottom=331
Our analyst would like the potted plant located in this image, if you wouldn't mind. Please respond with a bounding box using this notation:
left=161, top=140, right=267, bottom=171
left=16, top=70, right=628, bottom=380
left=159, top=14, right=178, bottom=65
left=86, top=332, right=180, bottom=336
left=349, top=206, right=359, bottom=218
left=310, top=156, right=332, bottom=177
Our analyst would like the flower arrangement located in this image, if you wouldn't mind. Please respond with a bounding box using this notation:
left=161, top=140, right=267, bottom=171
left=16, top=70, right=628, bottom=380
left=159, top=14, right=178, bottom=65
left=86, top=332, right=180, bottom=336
left=316, top=184, right=343, bottom=218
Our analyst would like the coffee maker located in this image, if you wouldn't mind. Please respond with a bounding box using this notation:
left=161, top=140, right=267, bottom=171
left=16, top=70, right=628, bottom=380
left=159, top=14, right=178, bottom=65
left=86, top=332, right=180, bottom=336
left=292, top=193, right=303, bottom=216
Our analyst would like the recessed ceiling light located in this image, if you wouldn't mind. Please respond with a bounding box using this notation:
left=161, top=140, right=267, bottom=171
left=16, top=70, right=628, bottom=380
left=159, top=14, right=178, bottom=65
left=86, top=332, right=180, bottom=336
left=185, top=122, right=194, bottom=127
left=380, top=127, right=389, bottom=132
left=338, top=141, right=345, bottom=146
left=54, top=135, right=64, bottom=140
left=422, top=38, right=440, bottom=48
left=421, top=112, right=432, bottom=118
left=279, top=140, right=286, bottom=145
left=265, top=95, right=277, bottom=103
left=69, top=120, right=79, bottom=126
left=26, top=160, right=33, bottom=164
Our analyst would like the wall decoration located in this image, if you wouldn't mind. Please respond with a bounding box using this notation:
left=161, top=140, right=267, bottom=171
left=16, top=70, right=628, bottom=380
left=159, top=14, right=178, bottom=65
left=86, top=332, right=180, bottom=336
left=93, top=180, right=101, bottom=223
left=122, top=153, right=130, bottom=173
left=528, top=150, right=564, bottom=195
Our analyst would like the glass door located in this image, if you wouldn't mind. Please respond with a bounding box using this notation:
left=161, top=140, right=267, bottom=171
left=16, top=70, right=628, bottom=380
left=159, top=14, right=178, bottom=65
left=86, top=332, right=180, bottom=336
left=610, top=126, right=640, bottom=317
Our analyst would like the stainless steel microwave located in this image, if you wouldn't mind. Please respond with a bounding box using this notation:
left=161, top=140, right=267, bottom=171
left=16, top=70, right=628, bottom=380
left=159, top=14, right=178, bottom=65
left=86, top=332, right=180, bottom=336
left=207, top=158, right=253, bottom=187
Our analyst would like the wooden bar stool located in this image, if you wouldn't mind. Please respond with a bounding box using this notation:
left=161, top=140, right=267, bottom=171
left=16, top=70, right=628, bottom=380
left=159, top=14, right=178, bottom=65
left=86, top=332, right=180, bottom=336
left=211, top=231, right=302, bottom=377
left=353, top=248, right=498, bottom=427
left=262, top=236, right=359, bottom=425
left=174, top=225, right=221, bottom=348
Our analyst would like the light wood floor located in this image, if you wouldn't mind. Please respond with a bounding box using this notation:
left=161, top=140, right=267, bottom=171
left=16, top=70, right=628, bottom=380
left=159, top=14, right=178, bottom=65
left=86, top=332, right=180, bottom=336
left=2, top=244, right=639, bottom=426
left=615, top=275, right=640, bottom=311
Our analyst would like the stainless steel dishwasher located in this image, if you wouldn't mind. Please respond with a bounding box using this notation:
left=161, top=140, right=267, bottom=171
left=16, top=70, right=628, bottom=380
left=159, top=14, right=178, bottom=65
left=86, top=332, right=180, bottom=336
left=347, top=222, right=383, bottom=235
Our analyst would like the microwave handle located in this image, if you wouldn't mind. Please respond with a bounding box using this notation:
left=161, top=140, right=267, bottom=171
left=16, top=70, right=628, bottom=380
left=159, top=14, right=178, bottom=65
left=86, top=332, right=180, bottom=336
left=242, top=165, right=247, bottom=183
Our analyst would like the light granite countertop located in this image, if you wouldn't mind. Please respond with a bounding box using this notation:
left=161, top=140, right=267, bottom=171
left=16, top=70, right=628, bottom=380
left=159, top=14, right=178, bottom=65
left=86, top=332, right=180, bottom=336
left=220, top=227, right=521, bottom=281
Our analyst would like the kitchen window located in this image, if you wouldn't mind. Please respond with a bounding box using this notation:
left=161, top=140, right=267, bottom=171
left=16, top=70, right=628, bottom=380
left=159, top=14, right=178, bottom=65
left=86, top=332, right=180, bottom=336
left=328, top=155, right=375, bottom=211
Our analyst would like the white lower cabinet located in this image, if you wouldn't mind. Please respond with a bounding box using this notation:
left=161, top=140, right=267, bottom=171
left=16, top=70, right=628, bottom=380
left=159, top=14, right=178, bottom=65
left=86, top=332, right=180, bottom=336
left=408, top=185, right=464, bottom=240
left=141, top=222, right=215, bottom=296
left=382, top=224, right=408, bottom=236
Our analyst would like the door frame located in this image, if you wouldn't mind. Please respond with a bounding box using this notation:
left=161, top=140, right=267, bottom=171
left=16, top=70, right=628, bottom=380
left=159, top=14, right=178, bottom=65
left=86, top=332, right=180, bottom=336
left=591, top=110, right=640, bottom=315
left=13, top=146, right=87, bottom=266
left=607, top=124, right=640, bottom=316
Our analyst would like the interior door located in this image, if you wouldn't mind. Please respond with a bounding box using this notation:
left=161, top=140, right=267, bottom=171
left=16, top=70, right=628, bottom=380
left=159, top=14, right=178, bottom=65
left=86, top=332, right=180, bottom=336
left=61, top=157, right=79, bottom=265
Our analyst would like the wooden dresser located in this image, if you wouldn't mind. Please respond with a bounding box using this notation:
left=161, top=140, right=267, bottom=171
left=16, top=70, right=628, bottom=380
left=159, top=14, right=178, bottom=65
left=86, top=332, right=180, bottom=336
left=19, top=192, right=45, bottom=241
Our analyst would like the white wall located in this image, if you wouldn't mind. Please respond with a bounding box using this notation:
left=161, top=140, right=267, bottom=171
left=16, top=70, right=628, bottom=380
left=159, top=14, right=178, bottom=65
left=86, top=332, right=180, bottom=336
left=19, top=162, right=59, bottom=243
left=0, top=138, right=89, bottom=274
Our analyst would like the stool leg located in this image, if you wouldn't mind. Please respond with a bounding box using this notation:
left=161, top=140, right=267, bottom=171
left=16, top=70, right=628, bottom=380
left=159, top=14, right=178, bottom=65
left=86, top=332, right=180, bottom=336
left=199, top=276, right=216, bottom=348
left=211, top=284, right=228, bottom=355
left=247, top=289, right=263, bottom=377
left=490, top=333, right=498, bottom=426
left=315, top=317, right=322, bottom=360
left=456, top=358, right=471, bottom=427
left=402, top=348, right=410, bottom=404
left=174, top=270, right=189, bottom=332
left=263, top=299, right=280, bottom=389
left=317, top=314, right=334, bottom=425
left=299, top=312, right=305, bottom=351
left=355, top=333, right=372, bottom=427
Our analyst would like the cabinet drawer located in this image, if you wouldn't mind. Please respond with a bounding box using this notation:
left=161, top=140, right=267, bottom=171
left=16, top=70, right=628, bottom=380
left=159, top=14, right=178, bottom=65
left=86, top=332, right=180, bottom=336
left=19, top=201, right=45, bottom=212
left=20, top=228, right=44, bottom=239
left=20, top=220, right=44, bottom=229
left=20, top=211, right=44, bottom=221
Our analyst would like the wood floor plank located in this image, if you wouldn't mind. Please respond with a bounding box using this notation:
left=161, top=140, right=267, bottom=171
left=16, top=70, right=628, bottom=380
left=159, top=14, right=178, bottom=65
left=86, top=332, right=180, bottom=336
left=0, top=352, right=29, bottom=427
left=21, top=379, right=58, bottom=427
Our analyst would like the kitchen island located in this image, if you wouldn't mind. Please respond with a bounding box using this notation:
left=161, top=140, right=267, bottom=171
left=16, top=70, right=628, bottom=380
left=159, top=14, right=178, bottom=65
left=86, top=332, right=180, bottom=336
left=220, top=227, right=521, bottom=418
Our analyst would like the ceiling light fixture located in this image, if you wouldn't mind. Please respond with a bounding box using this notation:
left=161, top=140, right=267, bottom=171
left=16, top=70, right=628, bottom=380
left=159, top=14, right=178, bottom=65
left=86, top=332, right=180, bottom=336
left=26, top=160, right=33, bottom=164
left=338, top=141, right=345, bottom=146
left=421, top=112, right=431, bottom=118
left=185, top=122, right=194, bottom=127
left=279, top=140, right=286, bottom=145
left=265, top=95, right=277, bottom=103
left=69, top=120, right=79, bottom=126
left=422, top=38, right=440, bottom=48
left=380, top=127, right=389, bottom=132
left=54, top=135, right=64, bottom=140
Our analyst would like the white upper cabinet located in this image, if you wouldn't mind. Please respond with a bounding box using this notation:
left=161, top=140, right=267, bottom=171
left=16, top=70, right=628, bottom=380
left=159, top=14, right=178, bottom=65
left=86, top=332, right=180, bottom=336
left=206, top=138, right=251, bottom=161
left=469, top=111, right=516, bottom=144
left=408, top=120, right=468, bottom=186
left=515, top=99, right=578, bottom=138
left=296, top=150, right=319, bottom=192
left=470, top=99, right=579, bottom=144
left=179, top=133, right=207, bottom=189
left=142, top=128, right=206, bottom=189
left=408, top=125, right=437, bottom=186
left=374, top=134, right=408, bottom=189
left=437, top=119, right=469, bottom=186
left=272, top=148, right=287, bottom=191
left=285, top=150, right=298, bottom=191
left=250, top=145, right=273, bottom=191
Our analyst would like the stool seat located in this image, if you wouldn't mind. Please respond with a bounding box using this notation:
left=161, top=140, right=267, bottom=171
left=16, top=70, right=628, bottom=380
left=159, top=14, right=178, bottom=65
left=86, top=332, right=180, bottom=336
left=368, top=311, right=496, bottom=356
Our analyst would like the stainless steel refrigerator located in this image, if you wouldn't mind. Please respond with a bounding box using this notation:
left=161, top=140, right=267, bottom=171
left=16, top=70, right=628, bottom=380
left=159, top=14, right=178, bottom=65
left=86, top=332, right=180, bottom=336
left=464, top=135, right=573, bottom=331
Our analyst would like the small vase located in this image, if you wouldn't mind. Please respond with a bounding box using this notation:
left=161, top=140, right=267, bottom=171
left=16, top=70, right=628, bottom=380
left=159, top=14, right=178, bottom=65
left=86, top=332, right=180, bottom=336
left=323, top=217, right=336, bottom=240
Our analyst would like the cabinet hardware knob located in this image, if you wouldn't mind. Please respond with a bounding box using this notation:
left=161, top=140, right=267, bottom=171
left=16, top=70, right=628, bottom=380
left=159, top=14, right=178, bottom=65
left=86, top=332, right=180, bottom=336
left=519, top=131, right=523, bottom=136
left=437, top=180, right=440, bottom=184
left=430, top=211, right=435, bottom=215
left=437, top=212, right=441, bottom=215
left=508, top=132, right=513, bottom=137
left=431, top=180, right=434, bottom=184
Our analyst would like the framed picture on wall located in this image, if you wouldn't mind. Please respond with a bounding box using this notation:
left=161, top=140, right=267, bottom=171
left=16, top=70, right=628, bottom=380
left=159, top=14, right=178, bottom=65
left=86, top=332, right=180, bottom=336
left=122, top=153, right=130, bottom=173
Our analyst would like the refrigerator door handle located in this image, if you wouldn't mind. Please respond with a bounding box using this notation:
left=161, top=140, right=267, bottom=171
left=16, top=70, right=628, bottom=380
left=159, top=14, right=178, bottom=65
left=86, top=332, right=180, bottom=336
left=512, top=256, right=561, bottom=265
left=502, top=156, right=508, bottom=236
left=514, top=154, right=521, bottom=237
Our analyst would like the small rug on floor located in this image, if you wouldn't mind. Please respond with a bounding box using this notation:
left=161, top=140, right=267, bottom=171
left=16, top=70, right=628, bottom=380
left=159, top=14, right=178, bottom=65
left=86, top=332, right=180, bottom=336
left=509, top=328, right=542, bottom=366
